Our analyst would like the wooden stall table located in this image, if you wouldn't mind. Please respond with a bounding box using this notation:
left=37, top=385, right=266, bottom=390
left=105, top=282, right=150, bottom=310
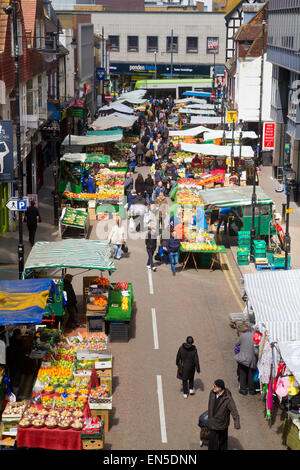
left=180, top=244, right=226, bottom=271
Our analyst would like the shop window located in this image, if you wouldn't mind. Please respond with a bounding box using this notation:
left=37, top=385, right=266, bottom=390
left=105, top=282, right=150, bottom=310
left=166, top=36, right=178, bottom=53
left=26, top=79, right=34, bottom=115
left=127, top=36, right=138, bottom=52
left=109, top=35, right=119, bottom=52
left=147, top=36, right=158, bottom=53
left=186, top=37, right=198, bottom=53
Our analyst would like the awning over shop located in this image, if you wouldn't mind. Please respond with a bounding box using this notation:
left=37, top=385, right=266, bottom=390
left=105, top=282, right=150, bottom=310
left=86, top=129, right=123, bottom=137
left=91, top=113, right=138, bottom=131
left=98, top=102, right=134, bottom=114
left=190, top=116, right=222, bottom=125
left=182, top=91, right=212, bottom=98
left=203, top=130, right=258, bottom=140
left=61, top=132, right=122, bottom=146
left=24, top=239, right=116, bottom=272
left=243, top=270, right=300, bottom=342
left=181, top=142, right=255, bottom=158
left=184, top=103, right=215, bottom=110
left=0, top=279, right=55, bottom=325
left=169, top=125, right=211, bottom=137
left=178, top=108, right=216, bottom=115
left=174, top=98, right=208, bottom=105
left=199, top=185, right=273, bottom=208
left=277, top=341, right=300, bottom=385
left=60, top=153, right=111, bottom=164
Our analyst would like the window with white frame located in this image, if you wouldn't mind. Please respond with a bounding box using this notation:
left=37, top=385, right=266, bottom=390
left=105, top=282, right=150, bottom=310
left=26, top=79, right=34, bottom=115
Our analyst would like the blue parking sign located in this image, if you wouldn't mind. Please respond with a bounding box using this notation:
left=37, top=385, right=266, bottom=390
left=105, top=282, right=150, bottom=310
left=17, top=200, right=27, bottom=211
left=96, top=67, right=106, bottom=81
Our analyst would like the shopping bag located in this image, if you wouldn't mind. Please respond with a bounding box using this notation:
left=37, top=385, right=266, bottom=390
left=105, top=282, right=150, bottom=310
left=121, top=242, right=128, bottom=254
left=198, top=410, right=209, bottom=428
left=129, top=217, right=135, bottom=232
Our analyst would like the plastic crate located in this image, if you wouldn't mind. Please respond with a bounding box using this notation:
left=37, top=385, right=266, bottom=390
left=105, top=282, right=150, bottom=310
left=109, top=322, right=129, bottom=342
left=238, top=259, right=249, bottom=265
left=253, top=240, right=266, bottom=248
left=238, top=231, right=251, bottom=238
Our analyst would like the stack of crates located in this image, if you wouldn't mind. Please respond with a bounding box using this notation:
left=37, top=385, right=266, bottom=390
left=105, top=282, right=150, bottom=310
left=237, top=231, right=251, bottom=265
left=273, top=253, right=291, bottom=269
left=253, top=240, right=266, bottom=261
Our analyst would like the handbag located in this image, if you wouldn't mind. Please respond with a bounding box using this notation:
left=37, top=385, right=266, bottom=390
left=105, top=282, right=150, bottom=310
left=198, top=410, right=209, bottom=428
left=177, top=362, right=183, bottom=379
left=121, top=242, right=128, bottom=254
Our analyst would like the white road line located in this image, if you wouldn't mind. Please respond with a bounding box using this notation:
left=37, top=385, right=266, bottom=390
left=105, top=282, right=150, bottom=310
left=151, top=308, right=159, bottom=350
left=147, top=268, right=154, bottom=295
left=156, top=375, right=168, bottom=444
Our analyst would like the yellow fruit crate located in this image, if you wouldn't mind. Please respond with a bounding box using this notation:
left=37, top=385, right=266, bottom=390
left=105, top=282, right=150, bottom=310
left=82, top=437, right=104, bottom=450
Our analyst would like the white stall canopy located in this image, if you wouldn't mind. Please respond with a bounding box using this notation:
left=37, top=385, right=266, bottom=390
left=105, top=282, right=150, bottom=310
left=180, top=142, right=255, bottom=158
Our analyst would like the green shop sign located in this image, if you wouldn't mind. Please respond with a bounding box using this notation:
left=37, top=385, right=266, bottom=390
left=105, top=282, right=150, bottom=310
left=70, top=107, right=84, bottom=118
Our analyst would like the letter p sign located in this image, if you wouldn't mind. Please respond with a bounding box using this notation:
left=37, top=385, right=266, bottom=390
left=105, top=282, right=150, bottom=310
left=17, top=200, right=27, bottom=211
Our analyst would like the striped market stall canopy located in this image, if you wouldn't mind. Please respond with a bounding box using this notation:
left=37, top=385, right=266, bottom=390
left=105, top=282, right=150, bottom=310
left=244, top=270, right=300, bottom=342
left=24, top=239, right=116, bottom=272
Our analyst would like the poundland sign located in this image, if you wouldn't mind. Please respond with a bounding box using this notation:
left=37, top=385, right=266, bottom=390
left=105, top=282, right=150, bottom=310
left=109, top=62, right=215, bottom=76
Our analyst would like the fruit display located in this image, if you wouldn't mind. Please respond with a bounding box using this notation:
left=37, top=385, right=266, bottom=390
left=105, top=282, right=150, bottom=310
left=121, top=297, right=128, bottom=311
left=181, top=242, right=222, bottom=252
left=66, top=332, right=108, bottom=352
left=89, top=385, right=110, bottom=403
left=93, top=276, right=109, bottom=289
left=62, top=208, right=88, bottom=228
left=92, top=295, right=108, bottom=308
left=114, top=281, right=129, bottom=291
left=109, top=160, right=127, bottom=168
left=2, top=401, right=28, bottom=421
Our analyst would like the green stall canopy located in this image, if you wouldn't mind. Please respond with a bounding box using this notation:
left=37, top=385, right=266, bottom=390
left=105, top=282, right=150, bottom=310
left=199, top=186, right=273, bottom=208
left=24, top=239, right=116, bottom=272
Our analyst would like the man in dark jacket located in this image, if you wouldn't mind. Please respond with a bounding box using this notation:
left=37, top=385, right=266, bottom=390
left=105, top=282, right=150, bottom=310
left=24, top=200, right=41, bottom=246
left=208, top=379, right=240, bottom=450
left=166, top=230, right=181, bottom=276
left=63, top=274, right=80, bottom=328
left=234, top=328, right=259, bottom=395
left=136, top=140, right=145, bottom=166
left=144, top=174, right=154, bottom=205
left=124, top=172, right=133, bottom=197
left=131, top=193, right=147, bottom=232
left=176, top=336, right=200, bottom=398
left=145, top=227, right=157, bottom=271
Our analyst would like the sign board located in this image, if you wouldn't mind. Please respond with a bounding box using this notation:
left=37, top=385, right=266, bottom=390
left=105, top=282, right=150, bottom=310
left=70, top=108, right=84, bottom=118
left=0, top=120, right=14, bottom=182
left=226, top=110, right=237, bottom=123
left=6, top=197, right=28, bottom=211
left=105, top=94, right=112, bottom=102
left=27, top=194, right=38, bottom=207
left=263, top=122, right=275, bottom=150
left=96, top=67, right=106, bottom=81
left=207, top=37, right=219, bottom=54
left=286, top=208, right=293, bottom=214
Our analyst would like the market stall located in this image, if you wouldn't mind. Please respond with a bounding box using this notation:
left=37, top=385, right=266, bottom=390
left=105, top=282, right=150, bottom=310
left=198, top=185, right=275, bottom=240
left=59, top=207, right=89, bottom=239
left=170, top=179, right=226, bottom=270
left=241, top=270, right=300, bottom=447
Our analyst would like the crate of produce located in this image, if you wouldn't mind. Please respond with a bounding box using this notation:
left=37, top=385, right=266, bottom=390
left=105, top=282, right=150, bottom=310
left=82, top=438, right=104, bottom=450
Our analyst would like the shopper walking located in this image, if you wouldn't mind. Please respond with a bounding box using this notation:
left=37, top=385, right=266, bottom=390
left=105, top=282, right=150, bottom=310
left=176, top=336, right=200, bottom=398
left=134, top=173, right=145, bottom=196
left=6, top=328, right=25, bottom=399
left=145, top=227, right=157, bottom=271
left=108, top=217, right=126, bottom=260
left=207, top=379, right=240, bottom=451
left=124, top=172, right=133, bottom=197
left=234, top=328, right=259, bottom=395
left=166, top=230, right=181, bottom=276
left=63, top=274, right=80, bottom=328
left=144, top=173, right=154, bottom=205
left=24, top=200, right=41, bottom=246
left=136, top=140, right=145, bottom=166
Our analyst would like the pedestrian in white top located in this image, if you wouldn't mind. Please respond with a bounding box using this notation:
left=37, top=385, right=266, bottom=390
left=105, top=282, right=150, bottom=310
left=108, top=217, right=125, bottom=260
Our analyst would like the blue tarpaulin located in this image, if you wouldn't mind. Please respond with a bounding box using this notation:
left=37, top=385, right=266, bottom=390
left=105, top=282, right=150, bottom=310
left=182, top=91, right=212, bottom=98
left=0, top=279, right=56, bottom=325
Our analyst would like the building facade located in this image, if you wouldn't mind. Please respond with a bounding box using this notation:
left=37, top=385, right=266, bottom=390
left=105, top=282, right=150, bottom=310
left=267, top=0, right=300, bottom=196
left=89, top=10, right=226, bottom=85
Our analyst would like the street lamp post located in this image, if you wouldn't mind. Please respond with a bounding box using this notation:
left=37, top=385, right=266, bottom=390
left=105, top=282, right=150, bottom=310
left=230, top=121, right=235, bottom=175
left=250, top=149, right=258, bottom=259
left=238, top=120, right=243, bottom=186
left=4, top=1, right=24, bottom=278
left=154, top=50, right=157, bottom=80
left=284, top=167, right=296, bottom=270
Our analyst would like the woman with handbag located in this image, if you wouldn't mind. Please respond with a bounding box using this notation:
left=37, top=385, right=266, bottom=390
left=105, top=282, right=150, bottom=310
left=176, top=336, right=200, bottom=398
left=108, top=217, right=126, bottom=260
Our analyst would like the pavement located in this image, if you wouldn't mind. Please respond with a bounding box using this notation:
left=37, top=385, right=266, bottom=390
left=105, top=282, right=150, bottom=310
left=0, top=162, right=289, bottom=450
